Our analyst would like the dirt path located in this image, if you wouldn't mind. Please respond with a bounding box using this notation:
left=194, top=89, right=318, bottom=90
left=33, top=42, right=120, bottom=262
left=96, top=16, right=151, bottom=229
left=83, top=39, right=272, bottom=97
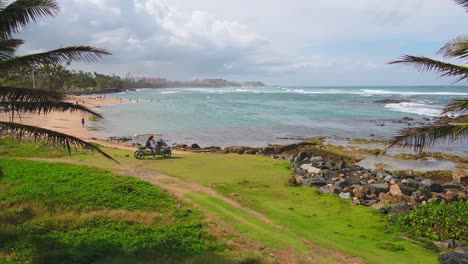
left=118, top=166, right=366, bottom=264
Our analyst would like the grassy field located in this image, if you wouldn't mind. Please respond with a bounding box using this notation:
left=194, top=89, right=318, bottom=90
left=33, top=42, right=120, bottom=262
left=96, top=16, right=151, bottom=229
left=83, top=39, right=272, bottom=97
left=0, top=138, right=441, bottom=263
left=0, top=157, right=228, bottom=263
left=148, top=153, right=438, bottom=264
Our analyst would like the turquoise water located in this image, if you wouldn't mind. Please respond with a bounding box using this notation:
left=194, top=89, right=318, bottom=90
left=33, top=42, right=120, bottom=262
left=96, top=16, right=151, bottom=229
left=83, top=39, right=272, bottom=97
left=92, top=86, right=467, bottom=150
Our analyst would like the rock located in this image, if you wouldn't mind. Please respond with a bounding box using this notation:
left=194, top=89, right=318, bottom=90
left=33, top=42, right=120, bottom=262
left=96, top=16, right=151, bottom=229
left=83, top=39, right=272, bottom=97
left=320, top=169, right=335, bottom=181
left=420, top=179, right=444, bottom=193
left=293, top=151, right=309, bottom=163
left=442, top=181, right=462, bottom=191
left=339, top=192, right=352, bottom=199
left=390, top=202, right=412, bottom=216
left=310, top=180, right=328, bottom=187
left=300, top=164, right=322, bottom=174
left=334, top=179, right=352, bottom=189
left=337, top=160, right=346, bottom=170
left=244, top=149, right=257, bottom=155
left=309, top=156, right=325, bottom=163
left=190, top=143, right=201, bottom=150
left=384, top=175, right=394, bottom=182
left=439, top=250, right=468, bottom=264
left=379, top=192, right=401, bottom=204
left=353, top=186, right=365, bottom=199
left=361, top=199, right=378, bottom=207
left=401, top=178, right=419, bottom=188
left=397, top=184, right=417, bottom=196
left=453, top=171, right=468, bottom=186
left=319, top=184, right=335, bottom=194
left=365, top=183, right=390, bottom=195
left=351, top=197, right=360, bottom=205
left=325, top=161, right=336, bottom=170
left=375, top=169, right=393, bottom=181
left=443, top=191, right=459, bottom=202
left=374, top=99, right=412, bottom=104
left=389, top=184, right=403, bottom=197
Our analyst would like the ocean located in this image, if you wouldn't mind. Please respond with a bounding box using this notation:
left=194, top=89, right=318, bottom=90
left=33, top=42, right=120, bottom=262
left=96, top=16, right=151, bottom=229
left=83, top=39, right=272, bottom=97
left=91, top=86, right=467, bottom=153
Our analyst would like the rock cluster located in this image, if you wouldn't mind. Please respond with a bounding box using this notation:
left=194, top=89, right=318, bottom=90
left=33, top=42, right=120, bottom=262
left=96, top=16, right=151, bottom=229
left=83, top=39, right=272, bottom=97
left=289, top=151, right=467, bottom=213
left=173, top=142, right=317, bottom=155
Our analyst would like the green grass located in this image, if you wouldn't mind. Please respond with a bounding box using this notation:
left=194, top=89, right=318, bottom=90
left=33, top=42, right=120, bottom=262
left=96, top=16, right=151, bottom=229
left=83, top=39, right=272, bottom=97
left=149, top=153, right=439, bottom=264
left=0, top=138, right=441, bottom=263
left=0, top=159, right=218, bottom=263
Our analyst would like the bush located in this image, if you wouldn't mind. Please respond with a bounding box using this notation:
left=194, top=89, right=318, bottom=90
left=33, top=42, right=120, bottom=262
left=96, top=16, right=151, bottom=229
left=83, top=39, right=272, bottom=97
left=398, top=200, right=468, bottom=244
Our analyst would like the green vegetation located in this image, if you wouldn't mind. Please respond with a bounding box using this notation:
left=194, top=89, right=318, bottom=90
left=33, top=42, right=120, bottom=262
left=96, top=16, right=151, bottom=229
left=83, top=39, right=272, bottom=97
left=0, top=138, right=443, bottom=263
left=398, top=201, right=468, bottom=244
left=0, top=158, right=225, bottom=263
left=148, top=153, right=438, bottom=264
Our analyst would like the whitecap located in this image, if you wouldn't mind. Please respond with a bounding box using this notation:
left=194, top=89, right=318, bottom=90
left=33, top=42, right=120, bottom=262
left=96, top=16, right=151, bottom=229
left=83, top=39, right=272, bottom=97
left=384, top=102, right=442, bottom=117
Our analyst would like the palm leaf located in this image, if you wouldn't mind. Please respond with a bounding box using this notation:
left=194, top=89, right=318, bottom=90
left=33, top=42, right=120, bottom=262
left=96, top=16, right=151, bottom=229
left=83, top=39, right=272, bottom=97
left=0, top=86, right=63, bottom=101
left=442, top=99, right=468, bottom=114
left=0, top=101, right=103, bottom=118
left=0, top=39, right=24, bottom=60
left=0, top=0, right=59, bottom=39
left=454, top=0, right=468, bottom=12
left=437, top=35, right=468, bottom=60
left=387, top=124, right=468, bottom=153
left=0, top=121, right=119, bottom=163
left=0, top=46, right=111, bottom=71
left=389, top=55, right=468, bottom=82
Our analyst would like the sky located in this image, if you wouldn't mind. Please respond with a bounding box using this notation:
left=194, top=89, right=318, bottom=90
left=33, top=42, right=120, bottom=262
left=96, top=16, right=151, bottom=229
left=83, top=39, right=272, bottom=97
left=15, top=0, right=468, bottom=86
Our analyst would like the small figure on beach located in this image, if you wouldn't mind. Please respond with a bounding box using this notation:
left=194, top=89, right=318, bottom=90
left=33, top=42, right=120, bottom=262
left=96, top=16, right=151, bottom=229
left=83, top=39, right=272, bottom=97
left=81, top=117, right=85, bottom=127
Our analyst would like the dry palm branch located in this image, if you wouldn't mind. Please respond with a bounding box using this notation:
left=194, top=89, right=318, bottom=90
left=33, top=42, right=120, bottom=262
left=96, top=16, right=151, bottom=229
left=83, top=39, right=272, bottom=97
left=0, top=121, right=119, bottom=163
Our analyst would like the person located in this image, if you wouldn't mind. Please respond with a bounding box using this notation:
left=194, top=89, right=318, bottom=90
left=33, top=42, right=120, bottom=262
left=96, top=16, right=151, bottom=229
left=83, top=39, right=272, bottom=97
left=81, top=117, right=85, bottom=127
left=146, top=136, right=156, bottom=154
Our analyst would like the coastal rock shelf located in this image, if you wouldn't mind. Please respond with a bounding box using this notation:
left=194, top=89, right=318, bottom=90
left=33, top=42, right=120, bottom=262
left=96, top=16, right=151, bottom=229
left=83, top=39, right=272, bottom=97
left=288, top=151, right=467, bottom=213
left=174, top=142, right=467, bottom=213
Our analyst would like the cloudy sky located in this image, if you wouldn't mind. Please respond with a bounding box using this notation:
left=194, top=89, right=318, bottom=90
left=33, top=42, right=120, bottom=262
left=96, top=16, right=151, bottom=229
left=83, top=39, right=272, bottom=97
left=16, top=0, right=468, bottom=86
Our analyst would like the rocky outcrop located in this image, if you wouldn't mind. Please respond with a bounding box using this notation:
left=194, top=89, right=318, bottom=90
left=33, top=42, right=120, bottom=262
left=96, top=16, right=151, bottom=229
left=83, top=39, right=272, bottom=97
left=374, top=99, right=412, bottom=104
left=289, top=152, right=467, bottom=212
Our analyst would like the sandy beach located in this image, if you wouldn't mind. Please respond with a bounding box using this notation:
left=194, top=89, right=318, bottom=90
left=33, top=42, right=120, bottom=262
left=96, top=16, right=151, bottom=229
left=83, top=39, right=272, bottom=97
left=0, top=95, right=134, bottom=150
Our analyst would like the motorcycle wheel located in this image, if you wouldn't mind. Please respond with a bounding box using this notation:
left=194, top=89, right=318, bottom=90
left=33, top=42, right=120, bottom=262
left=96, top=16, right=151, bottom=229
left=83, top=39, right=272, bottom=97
left=135, top=151, right=145, bottom=160
left=163, top=150, right=172, bottom=158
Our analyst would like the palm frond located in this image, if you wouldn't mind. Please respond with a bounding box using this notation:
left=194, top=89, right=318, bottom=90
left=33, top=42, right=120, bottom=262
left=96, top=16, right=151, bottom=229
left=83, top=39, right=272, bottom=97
left=389, top=55, right=468, bottom=82
left=0, top=86, right=63, bottom=101
left=0, top=121, right=119, bottom=163
left=0, top=0, right=59, bottom=39
left=442, top=99, right=468, bottom=114
left=437, top=35, right=468, bottom=60
left=387, top=124, right=468, bottom=153
left=0, top=101, right=103, bottom=118
left=0, top=46, right=111, bottom=71
left=0, top=39, right=24, bottom=60
left=453, top=0, right=468, bottom=12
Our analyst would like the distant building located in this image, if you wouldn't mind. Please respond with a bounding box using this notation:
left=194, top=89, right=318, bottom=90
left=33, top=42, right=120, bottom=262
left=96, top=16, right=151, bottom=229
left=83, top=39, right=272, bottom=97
left=143, top=77, right=168, bottom=84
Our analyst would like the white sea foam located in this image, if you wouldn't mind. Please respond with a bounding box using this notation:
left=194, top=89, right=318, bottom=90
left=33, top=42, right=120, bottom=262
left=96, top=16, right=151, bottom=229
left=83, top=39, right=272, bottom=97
left=360, top=89, right=468, bottom=96
left=384, top=102, right=442, bottom=117
left=160, top=91, right=180, bottom=94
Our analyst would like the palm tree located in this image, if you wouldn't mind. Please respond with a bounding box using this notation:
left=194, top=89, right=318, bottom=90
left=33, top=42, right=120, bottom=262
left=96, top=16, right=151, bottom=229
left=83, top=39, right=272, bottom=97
left=0, top=0, right=117, bottom=162
left=387, top=0, right=468, bottom=153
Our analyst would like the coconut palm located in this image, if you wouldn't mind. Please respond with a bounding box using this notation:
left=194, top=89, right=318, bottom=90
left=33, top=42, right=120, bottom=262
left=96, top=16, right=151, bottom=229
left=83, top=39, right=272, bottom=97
left=387, top=0, right=468, bottom=153
left=0, top=0, right=117, bottom=162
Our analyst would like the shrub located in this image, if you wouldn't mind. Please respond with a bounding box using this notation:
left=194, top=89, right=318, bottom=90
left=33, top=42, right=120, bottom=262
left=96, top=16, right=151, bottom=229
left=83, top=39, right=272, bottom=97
left=398, top=200, right=468, bottom=244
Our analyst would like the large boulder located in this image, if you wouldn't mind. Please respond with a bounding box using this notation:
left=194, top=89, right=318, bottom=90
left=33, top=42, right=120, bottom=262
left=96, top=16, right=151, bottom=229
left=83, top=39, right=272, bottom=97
left=293, top=151, right=309, bottom=163
left=300, top=164, right=322, bottom=174
left=420, top=179, right=444, bottom=193
left=439, top=250, right=468, bottom=264
left=365, top=183, right=390, bottom=195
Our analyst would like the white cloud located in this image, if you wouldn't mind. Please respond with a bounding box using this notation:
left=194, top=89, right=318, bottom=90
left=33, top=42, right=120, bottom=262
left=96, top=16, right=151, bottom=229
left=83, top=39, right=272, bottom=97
left=14, top=0, right=468, bottom=85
